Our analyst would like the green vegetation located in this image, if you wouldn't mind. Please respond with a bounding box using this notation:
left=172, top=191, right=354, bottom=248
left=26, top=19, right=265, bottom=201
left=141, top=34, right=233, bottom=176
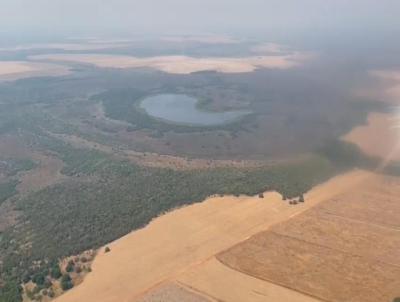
left=0, top=180, right=19, bottom=205
left=65, top=260, right=74, bottom=273
left=0, top=281, right=22, bottom=302
left=50, top=266, right=61, bottom=279
left=60, top=274, right=73, bottom=291
left=0, top=159, right=35, bottom=205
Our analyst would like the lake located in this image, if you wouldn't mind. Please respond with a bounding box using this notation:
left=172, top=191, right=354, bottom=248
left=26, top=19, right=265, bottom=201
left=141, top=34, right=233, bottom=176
left=139, top=94, right=250, bottom=126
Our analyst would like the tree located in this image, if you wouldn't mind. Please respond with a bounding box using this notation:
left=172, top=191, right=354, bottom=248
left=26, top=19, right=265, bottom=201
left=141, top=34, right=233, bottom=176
left=44, top=279, right=52, bottom=289
left=60, top=274, right=73, bottom=291
left=65, top=260, right=74, bottom=273
left=32, top=272, right=46, bottom=286
left=50, top=265, right=62, bottom=279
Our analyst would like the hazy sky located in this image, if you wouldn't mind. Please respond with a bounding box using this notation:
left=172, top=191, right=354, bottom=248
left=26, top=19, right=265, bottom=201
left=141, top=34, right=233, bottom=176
left=1, top=0, right=399, bottom=37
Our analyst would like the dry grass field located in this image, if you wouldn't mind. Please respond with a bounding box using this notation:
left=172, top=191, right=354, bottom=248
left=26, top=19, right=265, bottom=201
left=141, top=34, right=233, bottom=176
left=218, top=173, right=400, bottom=302
left=177, top=257, right=320, bottom=302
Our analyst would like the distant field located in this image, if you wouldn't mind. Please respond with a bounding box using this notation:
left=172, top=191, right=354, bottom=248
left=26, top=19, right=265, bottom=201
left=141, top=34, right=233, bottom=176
left=0, top=61, right=70, bottom=81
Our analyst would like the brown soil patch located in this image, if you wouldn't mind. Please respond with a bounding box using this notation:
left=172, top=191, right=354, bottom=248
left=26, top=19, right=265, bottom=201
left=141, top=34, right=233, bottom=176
left=53, top=170, right=367, bottom=302
left=218, top=173, right=400, bottom=302
left=342, top=112, right=400, bottom=162
left=31, top=53, right=310, bottom=74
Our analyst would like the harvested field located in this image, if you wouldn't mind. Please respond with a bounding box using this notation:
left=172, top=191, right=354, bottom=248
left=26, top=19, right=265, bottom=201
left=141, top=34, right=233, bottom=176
left=53, top=170, right=367, bottom=302
left=31, top=53, right=309, bottom=74
left=178, top=257, right=320, bottom=302
left=343, top=112, right=400, bottom=162
left=218, top=172, right=400, bottom=302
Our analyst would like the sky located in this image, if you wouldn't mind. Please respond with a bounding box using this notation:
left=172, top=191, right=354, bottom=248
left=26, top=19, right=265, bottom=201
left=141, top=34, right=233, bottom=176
left=1, top=0, right=399, bottom=38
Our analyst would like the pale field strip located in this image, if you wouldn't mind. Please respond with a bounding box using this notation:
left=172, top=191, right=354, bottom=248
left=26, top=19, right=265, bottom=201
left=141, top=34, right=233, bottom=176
left=0, top=61, right=70, bottom=81
left=0, top=42, right=130, bottom=51
left=53, top=170, right=369, bottom=302
left=30, top=52, right=311, bottom=74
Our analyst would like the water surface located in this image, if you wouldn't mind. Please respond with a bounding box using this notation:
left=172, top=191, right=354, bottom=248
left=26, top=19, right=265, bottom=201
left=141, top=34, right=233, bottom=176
left=140, top=94, right=250, bottom=126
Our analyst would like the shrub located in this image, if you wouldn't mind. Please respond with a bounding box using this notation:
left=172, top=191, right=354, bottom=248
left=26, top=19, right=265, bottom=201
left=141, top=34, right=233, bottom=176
left=50, top=265, right=62, bottom=279
left=65, top=260, right=74, bottom=273
left=44, top=279, right=52, bottom=288
left=48, top=289, right=55, bottom=298
left=105, top=246, right=111, bottom=253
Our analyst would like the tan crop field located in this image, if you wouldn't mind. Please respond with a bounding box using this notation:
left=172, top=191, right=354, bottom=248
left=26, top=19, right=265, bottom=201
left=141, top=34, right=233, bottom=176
left=218, top=172, right=400, bottom=302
